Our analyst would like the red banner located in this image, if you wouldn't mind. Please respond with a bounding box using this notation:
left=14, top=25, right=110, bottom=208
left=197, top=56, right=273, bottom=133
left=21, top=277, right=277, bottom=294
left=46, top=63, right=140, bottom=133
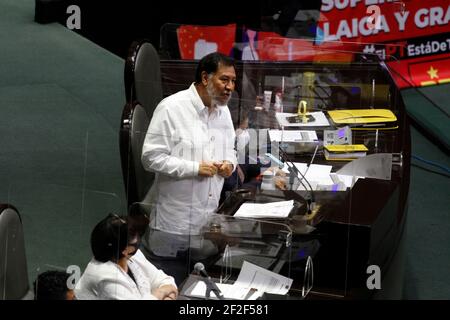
left=319, top=0, right=450, bottom=43
left=317, top=0, right=450, bottom=88
left=387, top=53, right=450, bottom=88
left=177, top=24, right=236, bottom=60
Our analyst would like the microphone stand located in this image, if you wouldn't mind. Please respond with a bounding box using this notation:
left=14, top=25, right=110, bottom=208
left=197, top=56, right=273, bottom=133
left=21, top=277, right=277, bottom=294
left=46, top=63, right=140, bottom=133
left=200, top=276, right=225, bottom=300
left=278, top=144, right=316, bottom=215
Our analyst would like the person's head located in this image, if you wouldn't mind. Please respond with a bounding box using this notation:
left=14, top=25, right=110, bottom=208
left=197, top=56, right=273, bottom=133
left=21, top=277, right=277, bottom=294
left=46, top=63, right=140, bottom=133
left=194, top=52, right=236, bottom=107
left=33, top=270, right=74, bottom=300
left=90, top=213, right=140, bottom=263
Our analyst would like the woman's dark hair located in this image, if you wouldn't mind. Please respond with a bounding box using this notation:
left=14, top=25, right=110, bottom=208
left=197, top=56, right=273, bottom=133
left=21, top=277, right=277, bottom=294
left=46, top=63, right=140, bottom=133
left=33, top=270, right=70, bottom=300
left=194, top=52, right=236, bottom=84
left=90, top=214, right=130, bottom=263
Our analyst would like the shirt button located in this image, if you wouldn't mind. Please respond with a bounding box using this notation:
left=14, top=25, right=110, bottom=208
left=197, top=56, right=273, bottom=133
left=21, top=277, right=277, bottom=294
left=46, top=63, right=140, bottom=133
left=209, top=193, right=212, bottom=197
left=210, top=136, right=215, bottom=141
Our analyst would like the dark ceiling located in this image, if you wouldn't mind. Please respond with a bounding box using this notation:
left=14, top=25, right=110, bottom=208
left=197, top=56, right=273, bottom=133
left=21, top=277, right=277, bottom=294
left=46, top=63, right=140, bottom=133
left=41, top=0, right=322, bottom=58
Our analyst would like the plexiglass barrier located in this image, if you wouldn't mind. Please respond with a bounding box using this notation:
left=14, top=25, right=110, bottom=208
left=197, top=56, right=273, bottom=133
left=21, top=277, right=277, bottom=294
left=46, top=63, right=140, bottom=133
left=138, top=26, right=410, bottom=298
left=6, top=182, right=123, bottom=294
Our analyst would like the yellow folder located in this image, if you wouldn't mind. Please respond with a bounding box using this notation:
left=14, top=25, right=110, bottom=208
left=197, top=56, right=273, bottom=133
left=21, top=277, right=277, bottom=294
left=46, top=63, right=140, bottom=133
left=324, top=145, right=368, bottom=152
left=327, top=109, right=397, bottom=125
left=324, top=144, right=368, bottom=161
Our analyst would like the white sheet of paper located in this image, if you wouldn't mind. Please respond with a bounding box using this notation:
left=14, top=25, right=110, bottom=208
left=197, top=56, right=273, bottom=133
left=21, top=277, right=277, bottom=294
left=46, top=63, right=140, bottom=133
left=234, top=200, right=294, bottom=218
left=268, top=129, right=318, bottom=142
left=282, top=162, right=334, bottom=189
left=234, top=261, right=293, bottom=295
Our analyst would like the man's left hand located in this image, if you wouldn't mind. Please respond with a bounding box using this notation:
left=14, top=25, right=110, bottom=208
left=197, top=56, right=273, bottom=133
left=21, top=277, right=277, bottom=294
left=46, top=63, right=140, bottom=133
left=215, top=161, right=233, bottom=178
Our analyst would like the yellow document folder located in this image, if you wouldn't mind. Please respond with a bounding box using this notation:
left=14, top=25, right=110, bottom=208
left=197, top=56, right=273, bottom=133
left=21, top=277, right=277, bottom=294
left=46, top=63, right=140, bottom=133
left=327, top=109, right=397, bottom=129
left=324, top=144, right=368, bottom=161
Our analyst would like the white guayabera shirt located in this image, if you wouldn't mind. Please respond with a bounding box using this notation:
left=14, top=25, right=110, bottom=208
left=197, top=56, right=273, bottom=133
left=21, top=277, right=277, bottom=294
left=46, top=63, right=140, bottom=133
left=142, top=83, right=237, bottom=235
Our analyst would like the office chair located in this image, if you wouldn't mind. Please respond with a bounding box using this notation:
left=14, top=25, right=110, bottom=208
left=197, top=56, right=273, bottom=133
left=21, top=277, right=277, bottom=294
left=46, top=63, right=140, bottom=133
left=120, top=102, right=154, bottom=209
left=0, top=204, right=33, bottom=300
left=121, top=41, right=162, bottom=208
left=124, top=40, right=163, bottom=119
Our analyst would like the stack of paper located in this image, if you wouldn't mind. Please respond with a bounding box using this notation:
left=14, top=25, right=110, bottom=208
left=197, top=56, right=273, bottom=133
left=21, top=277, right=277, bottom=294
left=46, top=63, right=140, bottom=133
left=281, top=162, right=362, bottom=191
left=234, top=200, right=294, bottom=219
left=268, top=129, right=318, bottom=142
left=234, top=261, right=293, bottom=297
left=323, top=144, right=368, bottom=161
left=185, top=261, right=293, bottom=300
left=282, top=162, right=333, bottom=189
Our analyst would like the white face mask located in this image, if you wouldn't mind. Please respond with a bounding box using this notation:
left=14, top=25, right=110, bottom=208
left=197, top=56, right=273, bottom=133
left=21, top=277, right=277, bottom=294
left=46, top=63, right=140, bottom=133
left=236, top=128, right=250, bottom=151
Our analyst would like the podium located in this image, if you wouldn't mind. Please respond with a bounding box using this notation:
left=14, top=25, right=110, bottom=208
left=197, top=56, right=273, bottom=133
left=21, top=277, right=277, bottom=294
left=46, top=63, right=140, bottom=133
left=158, top=56, right=410, bottom=299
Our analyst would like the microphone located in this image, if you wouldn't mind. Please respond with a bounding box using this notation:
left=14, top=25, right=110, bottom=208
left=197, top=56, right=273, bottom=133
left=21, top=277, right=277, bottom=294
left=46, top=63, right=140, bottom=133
left=278, top=145, right=317, bottom=216
left=194, top=263, right=225, bottom=300
left=194, top=262, right=209, bottom=278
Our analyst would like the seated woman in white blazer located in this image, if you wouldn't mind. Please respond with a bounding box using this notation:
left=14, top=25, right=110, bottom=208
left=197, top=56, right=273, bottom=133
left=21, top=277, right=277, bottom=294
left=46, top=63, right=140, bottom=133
left=75, top=214, right=178, bottom=300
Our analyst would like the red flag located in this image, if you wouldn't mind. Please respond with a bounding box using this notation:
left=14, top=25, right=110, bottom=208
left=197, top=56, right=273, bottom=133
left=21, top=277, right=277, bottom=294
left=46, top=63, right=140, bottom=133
left=409, top=58, right=450, bottom=87
left=177, top=24, right=236, bottom=59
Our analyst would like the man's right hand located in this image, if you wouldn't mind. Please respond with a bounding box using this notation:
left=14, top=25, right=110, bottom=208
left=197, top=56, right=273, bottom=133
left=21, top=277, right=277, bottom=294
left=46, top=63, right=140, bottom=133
left=152, top=285, right=178, bottom=300
left=198, top=162, right=218, bottom=177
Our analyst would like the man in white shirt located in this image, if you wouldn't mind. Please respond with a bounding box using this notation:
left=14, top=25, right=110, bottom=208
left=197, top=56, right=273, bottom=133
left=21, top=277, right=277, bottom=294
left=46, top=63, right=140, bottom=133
left=141, top=52, right=237, bottom=284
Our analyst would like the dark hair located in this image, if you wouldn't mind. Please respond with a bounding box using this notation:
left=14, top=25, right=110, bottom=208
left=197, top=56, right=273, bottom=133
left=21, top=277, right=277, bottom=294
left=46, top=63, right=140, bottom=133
left=194, top=52, right=236, bottom=84
left=90, top=214, right=131, bottom=263
left=33, top=270, right=70, bottom=300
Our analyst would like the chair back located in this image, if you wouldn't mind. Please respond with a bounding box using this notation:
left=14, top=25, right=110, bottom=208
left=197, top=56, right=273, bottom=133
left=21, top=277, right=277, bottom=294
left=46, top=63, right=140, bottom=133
left=124, top=41, right=162, bottom=119
left=0, top=204, right=32, bottom=300
left=120, top=103, right=154, bottom=207
left=122, top=41, right=162, bottom=207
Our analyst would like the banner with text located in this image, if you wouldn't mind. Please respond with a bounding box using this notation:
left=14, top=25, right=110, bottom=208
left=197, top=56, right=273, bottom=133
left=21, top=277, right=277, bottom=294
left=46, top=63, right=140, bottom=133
left=317, top=0, right=450, bottom=88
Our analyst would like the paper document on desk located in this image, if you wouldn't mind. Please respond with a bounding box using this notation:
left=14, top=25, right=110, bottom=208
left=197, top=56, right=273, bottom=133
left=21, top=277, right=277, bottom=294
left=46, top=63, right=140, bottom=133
left=234, top=200, right=294, bottom=218
left=268, top=129, right=318, bottom=142
left=281, top=162, right=365, bottom=190
left=186, top=261, right=293, bottom=300
left=282, top=163, right=334, bottom=189
left=187, top=281, right=261, bottom=300
left=234, top=261, right=293, bottom=295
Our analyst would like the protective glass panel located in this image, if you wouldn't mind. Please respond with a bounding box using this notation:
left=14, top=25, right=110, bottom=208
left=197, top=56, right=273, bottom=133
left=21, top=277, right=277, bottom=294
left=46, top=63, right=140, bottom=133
left=238, top=56, right=405, bottom=299
left=7, top=182, right=123, bottom=298
left=180, top=213, right=307, bottom=300
left=155, top=15, right=411, bottom=299
left=1, top=116, right=126, bottom=300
